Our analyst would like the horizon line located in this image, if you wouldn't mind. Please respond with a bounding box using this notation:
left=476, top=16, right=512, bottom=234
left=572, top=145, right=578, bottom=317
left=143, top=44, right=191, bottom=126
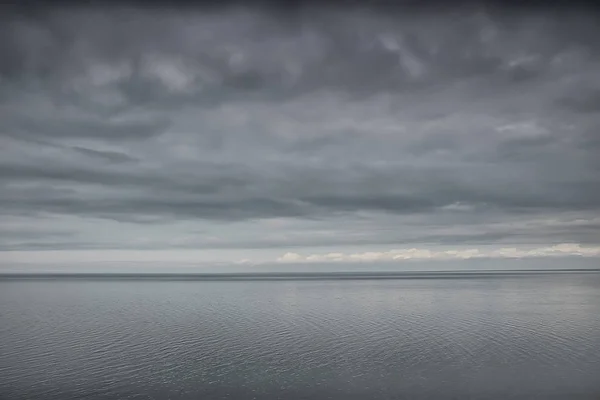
left=2, top=268, right=599, bottom=281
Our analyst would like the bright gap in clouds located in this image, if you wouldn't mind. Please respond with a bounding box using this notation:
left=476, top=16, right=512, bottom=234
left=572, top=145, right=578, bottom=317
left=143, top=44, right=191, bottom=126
left=2, top=244, right=600, bottom=269
left=277, top=244, right=600, bottom=263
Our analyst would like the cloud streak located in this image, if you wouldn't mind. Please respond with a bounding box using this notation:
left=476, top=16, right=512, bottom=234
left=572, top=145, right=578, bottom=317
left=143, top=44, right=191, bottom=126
left=277, top=244, right=600, bottom=263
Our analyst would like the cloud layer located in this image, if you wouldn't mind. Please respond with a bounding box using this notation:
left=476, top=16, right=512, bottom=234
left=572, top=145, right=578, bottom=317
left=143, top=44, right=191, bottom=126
left=277, top=244, right=600, bottom=263
left=0, top=3, right=599, bottom=262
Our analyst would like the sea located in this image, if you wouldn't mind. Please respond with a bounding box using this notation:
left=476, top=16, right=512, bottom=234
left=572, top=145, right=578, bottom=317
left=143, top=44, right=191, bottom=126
left=1, top=271, right=600, bottom=399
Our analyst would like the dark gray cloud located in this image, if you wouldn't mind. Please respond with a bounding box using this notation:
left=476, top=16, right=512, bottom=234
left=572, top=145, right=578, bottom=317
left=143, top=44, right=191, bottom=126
left=69, top=146, right=139, bottom=163
left=0, top=3, right=599, bottom=255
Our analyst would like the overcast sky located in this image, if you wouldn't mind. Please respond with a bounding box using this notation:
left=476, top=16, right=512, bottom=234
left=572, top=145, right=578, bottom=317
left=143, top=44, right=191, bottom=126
left=1, top=1, right=599, bottom=267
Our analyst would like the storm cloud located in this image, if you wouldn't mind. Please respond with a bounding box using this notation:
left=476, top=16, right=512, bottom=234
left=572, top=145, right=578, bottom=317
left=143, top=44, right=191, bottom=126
left=1, top=1, right=599, bottom=264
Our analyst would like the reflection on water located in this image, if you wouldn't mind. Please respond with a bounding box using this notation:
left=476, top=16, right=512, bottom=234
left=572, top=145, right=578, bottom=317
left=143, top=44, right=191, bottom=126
left=1, top=274, right=600, bottom=399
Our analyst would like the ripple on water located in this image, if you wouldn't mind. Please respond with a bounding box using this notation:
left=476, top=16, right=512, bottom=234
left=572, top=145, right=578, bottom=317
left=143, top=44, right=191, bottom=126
left=1, top=276, right=600, bottom=399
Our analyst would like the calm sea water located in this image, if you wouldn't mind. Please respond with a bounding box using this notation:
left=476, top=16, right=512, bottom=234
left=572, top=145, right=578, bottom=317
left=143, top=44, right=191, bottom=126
left=1, top=273, right=600, bottom=399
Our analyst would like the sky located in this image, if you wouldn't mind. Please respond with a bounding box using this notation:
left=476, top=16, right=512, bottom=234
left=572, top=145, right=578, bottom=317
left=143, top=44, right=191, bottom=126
left=1, top=0, right=599, bottom=268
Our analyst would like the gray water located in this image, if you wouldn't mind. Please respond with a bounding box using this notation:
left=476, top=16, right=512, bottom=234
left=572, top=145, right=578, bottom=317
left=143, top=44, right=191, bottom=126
left=1, top=274, right=600, bottom=399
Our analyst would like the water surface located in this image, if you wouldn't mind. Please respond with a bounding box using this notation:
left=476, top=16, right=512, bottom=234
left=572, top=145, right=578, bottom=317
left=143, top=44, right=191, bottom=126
left=1, top=273, right=599, bottom=399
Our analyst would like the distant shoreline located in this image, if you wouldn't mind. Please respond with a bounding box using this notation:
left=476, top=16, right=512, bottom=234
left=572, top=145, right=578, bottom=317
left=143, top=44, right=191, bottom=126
left=1, top=269, right=600, bottom=281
